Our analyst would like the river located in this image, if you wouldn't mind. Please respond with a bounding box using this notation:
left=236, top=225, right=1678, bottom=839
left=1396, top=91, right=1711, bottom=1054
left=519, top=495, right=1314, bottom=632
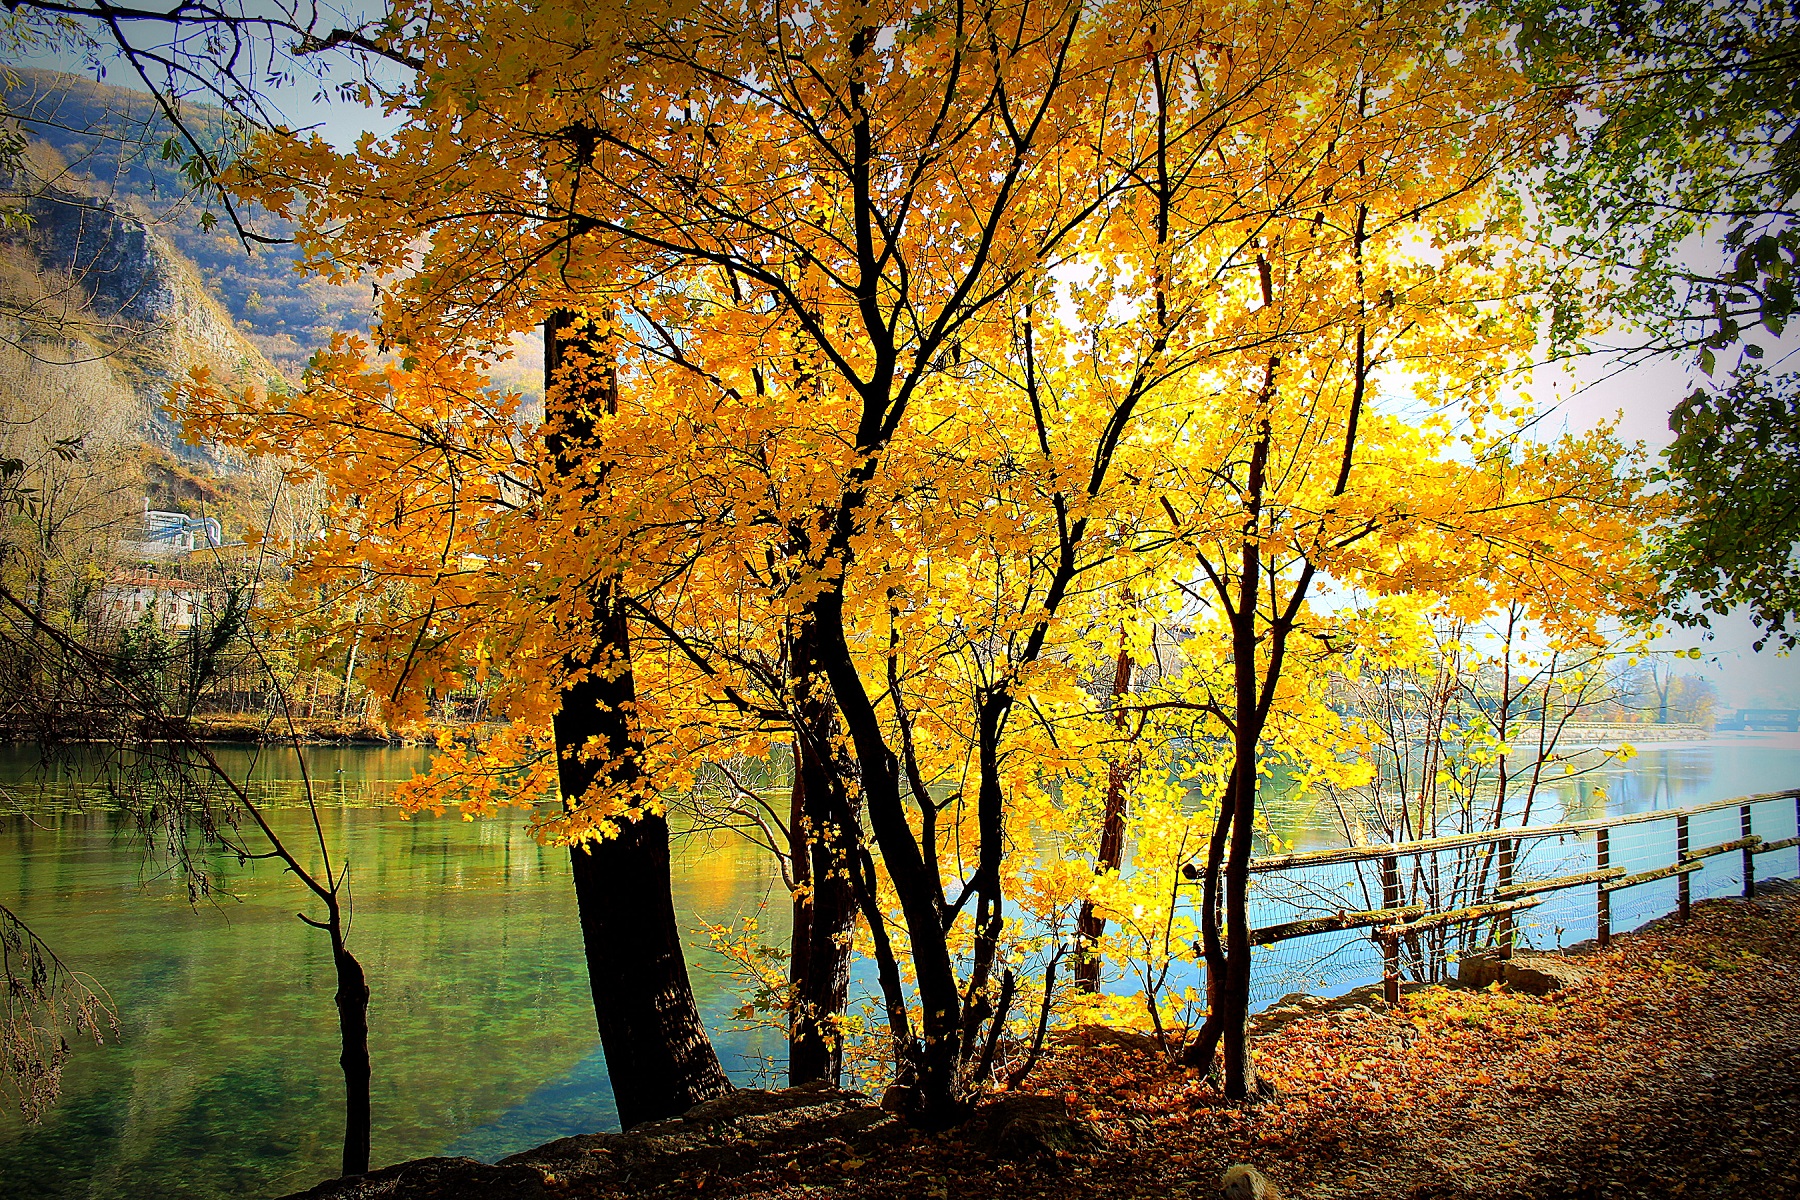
left=2, top=733, right=1797, bottom=1199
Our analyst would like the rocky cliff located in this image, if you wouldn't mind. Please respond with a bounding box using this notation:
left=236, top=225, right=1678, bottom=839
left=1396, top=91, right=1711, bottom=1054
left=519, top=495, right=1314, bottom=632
left=2, top=183, right=280, bottom=459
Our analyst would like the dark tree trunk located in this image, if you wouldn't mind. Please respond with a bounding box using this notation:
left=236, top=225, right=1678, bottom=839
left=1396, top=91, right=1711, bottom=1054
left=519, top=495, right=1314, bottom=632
left=786, top=728, right=860, bottom=1084
left=562, top=801, right=731, bottom=1125
left=787, top=746, right=814, bottom=1072
left=811, top=585, right=967, bottom=1127
left=1075, top=642, right=1133, bottom=992
left=1188, top=284, right=1364, bottom=1094
left=1181, top=412, right=1274, bottom=1096
left=787, top=617, right=863, bottom=1085
left=1182, top=756, right=1235, bottom=1076
left=546, top=310, right=731, bottom=1128
left=1215, top=415, right=1273, bottom=1100
left=330, top=936, right=372, bottom=1176
left=1218, top=715, right=1262, bottom=1097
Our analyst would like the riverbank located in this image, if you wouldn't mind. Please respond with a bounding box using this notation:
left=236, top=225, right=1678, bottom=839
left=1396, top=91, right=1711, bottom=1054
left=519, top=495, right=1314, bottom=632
left=283, top=885, right=1800, bottom=1199
left=0, top=714, right=411, bottom=745
left=180, top=714, right=400, bottom=744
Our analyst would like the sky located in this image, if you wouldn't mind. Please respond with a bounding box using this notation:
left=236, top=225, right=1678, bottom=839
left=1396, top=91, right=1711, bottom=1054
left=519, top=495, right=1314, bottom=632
left=1542, top=349, right=1796, bottom=709
left=8, top=26, right=1794, bottom=710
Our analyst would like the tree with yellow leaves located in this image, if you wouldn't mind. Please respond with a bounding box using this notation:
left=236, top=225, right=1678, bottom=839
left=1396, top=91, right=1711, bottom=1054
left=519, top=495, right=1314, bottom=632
left=183, top=0, right=1663, bottom=1128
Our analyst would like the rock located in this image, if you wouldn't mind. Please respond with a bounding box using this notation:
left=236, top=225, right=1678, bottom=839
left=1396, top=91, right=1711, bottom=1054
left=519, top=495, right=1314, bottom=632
left=503, top=1083, right=888, bottom=1178
left=1458, top=950, right=1587, bottom=996
left=970, top=1094, right=1100, bottom=1159
left=1457, top=951, right=1508, bottom=989
left=674, top=1078, right=852, bottom=1125
left=1220, top=1163, right=1285, bottom=1199
left=879, top=1082, right=919, bottom=1113
left=1501, top=952, right=1587, bottom=996
left=280, top=1158, right=552, bottom=1200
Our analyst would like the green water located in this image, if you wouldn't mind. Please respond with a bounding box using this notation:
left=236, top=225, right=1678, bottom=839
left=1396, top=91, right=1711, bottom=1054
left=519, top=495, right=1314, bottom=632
left=4, top=736, right=1797, bottom=1200
left=0, top=746, right=789, bottom=1200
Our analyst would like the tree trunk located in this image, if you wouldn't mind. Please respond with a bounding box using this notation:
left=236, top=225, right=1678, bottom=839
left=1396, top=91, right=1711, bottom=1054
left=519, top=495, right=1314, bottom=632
left=787, top=745, right=814, bottom=1070
left=1075, top=642, right=1133, bottom=992
left=1215, top=414, right=1273, bottom=1100
left=1218, top=720, right=1262, bottom=1098
left=338, top=631, right=360, bottom=721
left=1181, top=755, right=1235, bottom=1075
left=547, top=310, right=731, bottom=1128
left=786, top=611, right=862, bottom=1085
left=1181, top=412, right=1273, bottom=1096
left=563, top=800, right=731, bottom=1125
left=330, top=935, right=372, bottom=1176
left=786, top=720, right=860, bottom=1085
left=812, top=585, right=966, bottom=1127
left=30, top=564, right=48, bottom=646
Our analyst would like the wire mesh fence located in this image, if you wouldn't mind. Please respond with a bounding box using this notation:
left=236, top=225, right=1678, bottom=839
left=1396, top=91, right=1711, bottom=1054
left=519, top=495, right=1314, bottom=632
left=1221, top=788, right=1800, bottom=1010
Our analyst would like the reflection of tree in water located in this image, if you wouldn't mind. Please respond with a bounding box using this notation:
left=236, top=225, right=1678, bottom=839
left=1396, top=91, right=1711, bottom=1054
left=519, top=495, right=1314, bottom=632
left=1549, top=747, right=1718, bottom=820
left=0, top=761, right=803, bottom=1198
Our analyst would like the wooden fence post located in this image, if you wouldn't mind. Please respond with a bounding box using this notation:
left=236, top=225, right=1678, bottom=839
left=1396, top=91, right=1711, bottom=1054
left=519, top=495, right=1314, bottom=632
left=1382, top=854, right=1400, bottom=1004
left=1596, top=826, right=1611, bottom=948
left=1496, top=837, right=1516, bottom=959
left=1676, top=813, right=1691, bottom=922
left=1742, top=803, right=1756, bottom=900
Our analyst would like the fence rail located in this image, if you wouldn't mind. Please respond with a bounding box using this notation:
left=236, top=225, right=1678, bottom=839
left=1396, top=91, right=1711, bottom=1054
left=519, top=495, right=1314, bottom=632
left=1182, top=788, right=1800, bottom=1008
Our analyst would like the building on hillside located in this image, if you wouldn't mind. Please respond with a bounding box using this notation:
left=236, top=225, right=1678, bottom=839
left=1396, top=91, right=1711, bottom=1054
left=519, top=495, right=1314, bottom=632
left=121, top=500, right=224, bottom=560
left=99, top=574, right=214, bottom=632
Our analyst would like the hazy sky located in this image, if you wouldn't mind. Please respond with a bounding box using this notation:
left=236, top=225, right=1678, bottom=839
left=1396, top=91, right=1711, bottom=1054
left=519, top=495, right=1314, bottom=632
left=1543, top=349, right=1796, bottom=708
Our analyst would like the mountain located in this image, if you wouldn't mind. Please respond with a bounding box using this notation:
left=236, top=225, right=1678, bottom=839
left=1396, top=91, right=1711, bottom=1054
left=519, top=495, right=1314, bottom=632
left=1, top=172, right=279, bottom=460
left=1, top=68, right=373, bottom=374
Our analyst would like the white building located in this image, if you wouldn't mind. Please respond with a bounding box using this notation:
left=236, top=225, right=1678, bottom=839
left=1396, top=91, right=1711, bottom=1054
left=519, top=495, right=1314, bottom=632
left=100, top=575, right=211, bottom=632
left=122, top=502, right=224, bottom=560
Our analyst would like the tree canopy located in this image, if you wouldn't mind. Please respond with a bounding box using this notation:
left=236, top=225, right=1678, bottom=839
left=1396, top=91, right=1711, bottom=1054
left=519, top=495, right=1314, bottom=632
left=172, top=0, right=1667, bottom=1119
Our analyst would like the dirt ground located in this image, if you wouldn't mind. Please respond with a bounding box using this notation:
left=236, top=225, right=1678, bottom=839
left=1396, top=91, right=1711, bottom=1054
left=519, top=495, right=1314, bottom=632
left=292, top=886, right=1800, bottom=1200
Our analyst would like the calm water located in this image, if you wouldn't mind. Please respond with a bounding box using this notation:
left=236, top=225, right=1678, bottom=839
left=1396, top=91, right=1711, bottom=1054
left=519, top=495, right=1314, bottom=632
left=1244, top=732, right=1800, bottom=1006
left=1260, top=731, right=1800, bottom=853
left=3, top=734, right=1798, bottom=1200
left=0, top=745, right=789, bottom=1200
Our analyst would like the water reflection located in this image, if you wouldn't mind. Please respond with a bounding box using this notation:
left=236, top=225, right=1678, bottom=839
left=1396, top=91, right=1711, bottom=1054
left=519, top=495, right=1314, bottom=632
left=3, top=736, right=1797, bottom=1200
left=0, top=747, right=788, bottom=1200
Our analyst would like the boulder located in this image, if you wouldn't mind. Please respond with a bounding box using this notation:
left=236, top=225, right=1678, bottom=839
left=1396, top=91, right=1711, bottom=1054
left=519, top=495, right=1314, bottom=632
left=1500, top=952, right=1587, bottom=996
left=970, top=1094, right=1100, bottom=1159
left=1457, top=951, right=1507, bottom=989
left=1457, top=950, right=1586, bottom=996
